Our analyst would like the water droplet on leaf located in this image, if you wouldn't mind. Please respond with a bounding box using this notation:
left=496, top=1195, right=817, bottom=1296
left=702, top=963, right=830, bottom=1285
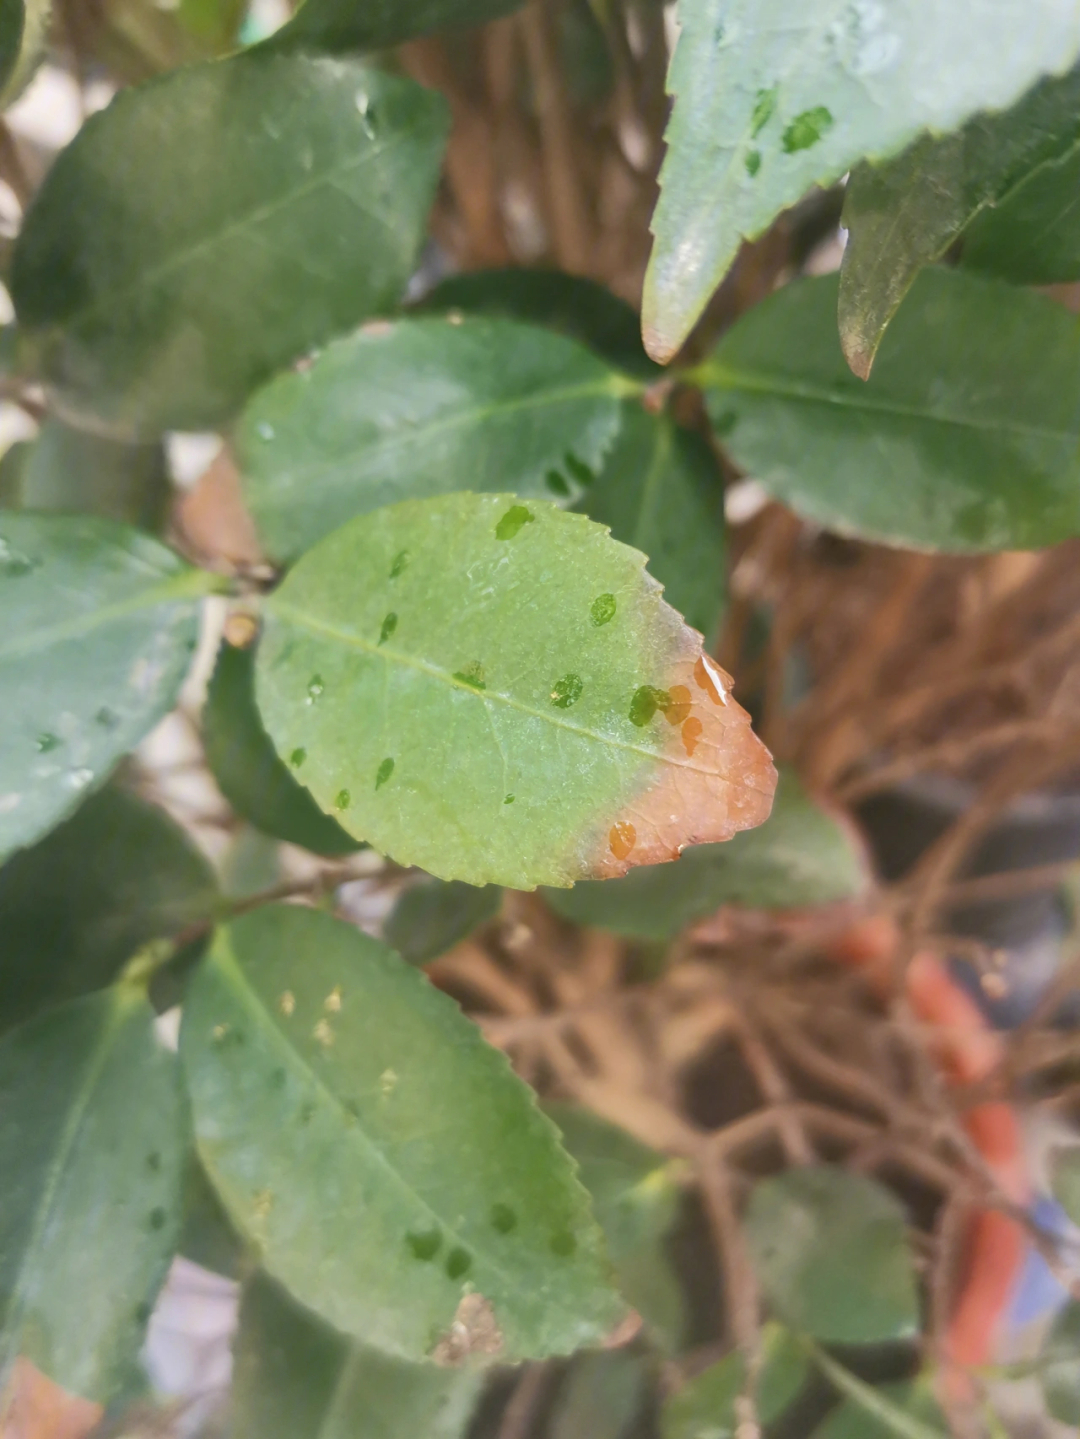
left=335, top=789, right=351, bottom=810
left=609, top=822, right=636, bottom=860
left=256, top=421, right=275, bottom=441
left=305, top=674, right=325, bottom=705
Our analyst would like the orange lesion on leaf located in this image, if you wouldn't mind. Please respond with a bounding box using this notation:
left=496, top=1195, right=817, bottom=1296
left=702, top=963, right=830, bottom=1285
left=593, top=646, right=777, bottom=878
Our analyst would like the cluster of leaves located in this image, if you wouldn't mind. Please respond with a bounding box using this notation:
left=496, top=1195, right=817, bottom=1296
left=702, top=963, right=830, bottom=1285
left=2, top=0, right=1080, bottom=1432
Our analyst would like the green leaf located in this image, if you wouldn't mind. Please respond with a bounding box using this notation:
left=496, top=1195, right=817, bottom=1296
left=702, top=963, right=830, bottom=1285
left=11, top=53, right=448, bottom=436
left=0, top=0, right=49, bottom=107
left=744, top=1167, right=920, bottom=1345
left=0, top=784, right=217, bottom=1035
left=660, top=1323, right=808, bottom=1439
left=0, top=986, right=187, bottom=1402
left=1042, top=1299, right=1080, bottom=1426
left=808, top=1373, right=946, bottom=1439
left=230, top=1271, right=482, bottom=1439
left=546, top=768, right=866, bottom=941
left=962, top=138, right=1080, bottom=284
left=550, top=1349, right=649, bottom=1439
left=238, top=316, right=633, bottom=563
left=178, top=1158, right=245, bottom=1279
left=2, top=418, right=170, bottom=532
left=643, top=0, right=1080, bottom=362
left=204, top=639, right=360, bottom=858
left=699, top=268, right=1080, bottom=553
left=417, top=268, right=661, bottom=379
left=574, top=406, right=726, bottom=647
left=1050, top=1147, right=1080, bottom=1228
left=256, top=493, right=775, bottom=888
left=840, top=63, right=1080, bottom=376
left=0, top=513, right=212, bottom=860
left=384, top=876, right=502, bottom=965
left=272, top=0, right=522, bottom=54
left=181, top=906, right=625, bottom=1362
left=547, top=1103, right=687, bottom=1352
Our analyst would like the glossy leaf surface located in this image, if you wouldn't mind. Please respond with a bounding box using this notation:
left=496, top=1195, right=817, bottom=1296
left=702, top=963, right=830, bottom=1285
left=257, top=493, right=775, bottom=888
left=701, top=269, right=1080, bottom=552
left=0, top=514, right=210, bottom=860
left=661, top=1324, right=808, bottom=1439
left=644, top=0, right=1080, bottom=361
left=744, top=1167, right=919, bottom=1344
left=0, top=987, right=186, bottom=1402
left=12, top=54, right=448, bottom=435
left=962, top=138, right=1080, bottom=284
left=840, top=63, right=1080, bottom=374
left=0, top=784, right=217, bottom=1035
left=384, top=876, right=502, bottom=965
left=575, top=406, right=726, bottom=646
left=204, top=639, right=360, bottom=857
left=230, top=1272, right=482, bottom=1439
left=238, top=316, right=631, bottom=562
left=547, top=769, right=865, bottom=940
left=181, top=906, right=624, bottom=1362
left=273, top=0, right=522, bottom=54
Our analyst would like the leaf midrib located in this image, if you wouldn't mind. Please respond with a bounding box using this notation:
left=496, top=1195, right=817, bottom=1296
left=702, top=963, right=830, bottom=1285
left=698, top=360, right=1078, bottom=445
left=206, top=936, right=520, bottom=1294
left=267, top=597, right=728, bottom=781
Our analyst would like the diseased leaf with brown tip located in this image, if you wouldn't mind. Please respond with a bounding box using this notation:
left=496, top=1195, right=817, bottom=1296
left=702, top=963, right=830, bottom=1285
left=255, top=493, right=775, bottom=889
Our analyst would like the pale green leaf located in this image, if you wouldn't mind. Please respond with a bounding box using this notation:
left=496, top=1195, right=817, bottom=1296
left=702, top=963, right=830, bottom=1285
left=1050, top=1146, right=1080, bottom=1228
left=644, top=0, right=1080, bottom=361
left=11, top=53, right=448, bottom=435
left=550, top=1349, right=649, bottom=1439
left=204, top=639, right=360, bottom=858
left=384, top=876, right=502, bottom=965
left=2, top=418, right=170, bottom=532
left=417, top=267, right=661, bottom=379
left=273, top=0, right=522, bottom=54
left=1042, top=1299, right=1080, bottom=1426
left=256, top=493, right=776, bottom=888
left=840, top=63, right=1080, bottom=375
left=230, top=1271, right=482, bottom=1439
left=181, top=905, right=625, bottom=1363
left=661, top=1323, right=808, bottom=1439
left=546, top=768, right=866, bottom=940
left=0, top=513, right=214, bottom=860
left=547, top=1103, right=687, bottom=1352
left=0, top=784, right=217, bottom=1035
left=744, top=1167, right=920, bottom=1344
left=962, top=137, right=1080, bottom=284
left=699, top=268, right=1080, bottom=552
left=237, top=316, right=633, bottom=562
left=574, top=406, right=726, bottom=646
left=0, top=987, right=187, bottom=1402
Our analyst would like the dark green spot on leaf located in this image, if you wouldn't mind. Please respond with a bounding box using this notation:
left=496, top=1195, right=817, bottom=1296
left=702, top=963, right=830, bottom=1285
left=564, top=451, right=595, bottom=487
left=550, top=673, right=584, bottom=709
left=495, top=505, right=535, bottom=541
left=376, top=757, right=395, bottom=790
left=335, top=789, right=351, bottom=810
left=591, top=593, right=616, bottom=627
left=35, top=732, right=61, bottom=753
left=504, top=793, right=515, bottom=805
left=289, top=747, right=306, bottom=767
left=149, top=1207, right=167, bottom=1231
left=407, top=1228, right=442, bottom=1261
left=551, top=1231, right=577, bottom=1257
left=445, top=1246, right=472, bottom=1279
left=628, top=685, right=670, bottom=727
left=782, top=106, right=833, bottom=153
left=453, top=660, right=487, bottom=691
left=390, top=550, right=409, bottom=578
left=491, top=1202, right=517, bottom=1233
left=545, top=468, right=571, bottom=497
left=745, top=149, right=762, bottom=177
left=379, top=612, right=398, bottom=645
left=95, top=706, right=119, bottom=729
left=751, top=86, right=777, bottom=136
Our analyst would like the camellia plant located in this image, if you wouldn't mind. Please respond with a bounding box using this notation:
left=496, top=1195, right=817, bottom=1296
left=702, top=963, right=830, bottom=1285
left=3, top=0, right=1080, bottom=1436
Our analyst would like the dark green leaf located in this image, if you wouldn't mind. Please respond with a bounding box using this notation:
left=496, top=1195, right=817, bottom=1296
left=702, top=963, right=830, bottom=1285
left=178, top=1158, right=245, bottom=1279
left=417, top=268, right=660, bottom=379
left=1042, top=1299, right=1080, bottom=1426
left=550, top=1349, right=649, bottom=1439
left=0, top=986, right=187, bottom=1402
left=962, top=138, right=1080, bottom=284
left=660, top=1323, right=808, bottom=1439
left=546, top=768, right=865, bottom=941
left=744, top=1167, right=919, bottom=1345
left=12, top=53, right=448, bottom=435
left=0, top=514, right=213, bottom=860
left=1050, top=1147, right=1080, bottom=1229
left=840, top=63, right=1080, bottom=375
left=0, top=783, right=217, bottom=1035
left=809, top=1374, right=945, bottom=1439
left=384, top=876, right=502, bottom=965
left=2, top=418, right=170, bottom=532
left=0, top=0, right=48, bottom=106
left=575, top=407, right=726, bottom=646
left=272, top=0, right=522, bottom=55
left=238, top=316, right=633, bottom=562
left=700, top=268, right=1080, bottom=553
left=230, top=1271, right=482, bottom=1439
left=256, top=493, right=775, bottom=888
left=181, top=906, right=624, bottom=1362
left=644, top=0, right=1080, bottom=361
left=547, top=1103, right=687, bottom=1352
left=204, top=639, right=360, bottom=857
